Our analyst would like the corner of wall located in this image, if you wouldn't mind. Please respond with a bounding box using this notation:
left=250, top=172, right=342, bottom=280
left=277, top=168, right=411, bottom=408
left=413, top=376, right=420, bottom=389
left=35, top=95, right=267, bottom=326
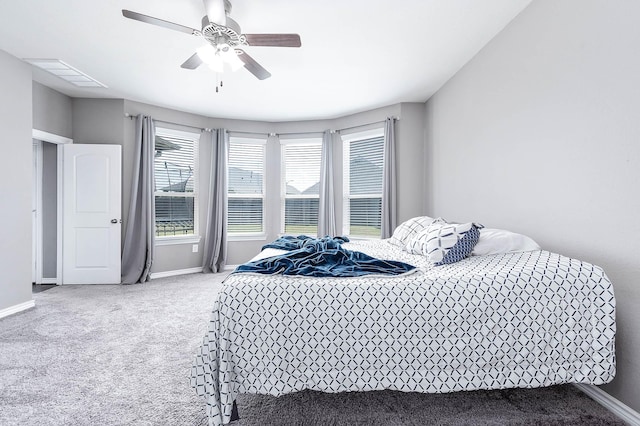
left=0, top=49, right=34, bottom=311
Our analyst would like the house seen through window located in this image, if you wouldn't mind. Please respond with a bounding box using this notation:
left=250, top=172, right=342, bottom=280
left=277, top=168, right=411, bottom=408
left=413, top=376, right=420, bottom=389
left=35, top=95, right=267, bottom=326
left=154, top=128, right=199, bottom=238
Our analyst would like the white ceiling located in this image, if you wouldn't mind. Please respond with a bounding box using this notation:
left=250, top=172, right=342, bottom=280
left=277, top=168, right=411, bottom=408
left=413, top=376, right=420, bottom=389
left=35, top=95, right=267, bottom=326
left=0, top=0, right=531, bottom=121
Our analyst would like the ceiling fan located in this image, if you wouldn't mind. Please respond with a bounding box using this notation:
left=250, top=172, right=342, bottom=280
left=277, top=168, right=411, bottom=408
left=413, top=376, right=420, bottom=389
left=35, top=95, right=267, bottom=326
left=122, top=0, right=301, bottom=81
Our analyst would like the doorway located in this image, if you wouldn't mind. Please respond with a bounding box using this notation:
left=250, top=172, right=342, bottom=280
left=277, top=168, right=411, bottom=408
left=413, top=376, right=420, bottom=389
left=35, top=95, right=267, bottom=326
left=31, top=131, right=122, bottom=286
left=31, top=129, right=72, bottom=286
left=32, top=140, right=58, bottom=285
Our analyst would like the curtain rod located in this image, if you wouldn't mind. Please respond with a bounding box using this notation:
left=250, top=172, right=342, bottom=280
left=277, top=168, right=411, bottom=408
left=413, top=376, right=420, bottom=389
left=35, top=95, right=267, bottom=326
left=124, top=113, right=399, bottom=136
left=337, top=117, right=399, bottom=134
left=267, top=117, right=400, bottom=137
left=274, top=130, right=324, bottom=137
left=124, top=113, right=211, bottom=132
left=228, top=130, right=270, bottom=137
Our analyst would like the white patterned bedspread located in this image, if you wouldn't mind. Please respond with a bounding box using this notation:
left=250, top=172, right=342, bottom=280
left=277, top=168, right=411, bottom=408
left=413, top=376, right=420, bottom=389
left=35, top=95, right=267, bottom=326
left=190, top=240, right=616, bottom=426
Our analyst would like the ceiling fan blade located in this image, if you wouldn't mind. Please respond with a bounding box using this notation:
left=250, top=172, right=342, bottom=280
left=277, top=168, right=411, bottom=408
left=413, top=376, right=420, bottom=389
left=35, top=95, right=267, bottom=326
left=181, top=53, right=203, bottom=70
left=244, top=34, right=302, bottom=48
left=122, top=10, right=199, bottom=35
left=202, top=0, right=227, bottom=26
left=235, top=49, right=271, bottom=80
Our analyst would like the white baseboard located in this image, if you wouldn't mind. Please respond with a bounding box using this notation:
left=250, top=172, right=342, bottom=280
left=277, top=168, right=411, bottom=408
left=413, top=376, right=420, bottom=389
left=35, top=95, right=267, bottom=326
left=0, top=300, right=36, bottom=320
left=574, top=384, right=640, bottom=425
left=40, top=278, right=58, bottom=285
left=149, top=267, right=203, bottom=280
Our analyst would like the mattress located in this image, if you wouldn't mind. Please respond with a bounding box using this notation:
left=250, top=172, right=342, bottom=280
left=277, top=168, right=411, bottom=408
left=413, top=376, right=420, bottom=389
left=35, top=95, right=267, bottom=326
left=190, top=240, right=616, bottom=426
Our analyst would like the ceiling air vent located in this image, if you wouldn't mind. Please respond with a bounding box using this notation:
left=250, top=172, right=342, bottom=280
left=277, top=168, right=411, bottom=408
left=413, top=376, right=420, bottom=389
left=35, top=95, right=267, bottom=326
left=24, top=59, right=107, bottom=88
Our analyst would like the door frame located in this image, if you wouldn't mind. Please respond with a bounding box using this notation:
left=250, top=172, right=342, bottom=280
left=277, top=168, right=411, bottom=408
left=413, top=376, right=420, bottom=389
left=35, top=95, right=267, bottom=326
left=32, top=129, right=72, bottom=285
left=32, top=140, right=40, bottom=283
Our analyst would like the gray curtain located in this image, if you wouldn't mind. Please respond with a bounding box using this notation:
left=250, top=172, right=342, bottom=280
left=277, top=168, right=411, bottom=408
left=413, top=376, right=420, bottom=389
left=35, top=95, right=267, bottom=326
left=121, top=114, right=155, bottom=284
left=202, top=129, right=228, bottom=273
left=381, top=117, right=397, bottom=238
left=318, top=130, right=338, bottom=237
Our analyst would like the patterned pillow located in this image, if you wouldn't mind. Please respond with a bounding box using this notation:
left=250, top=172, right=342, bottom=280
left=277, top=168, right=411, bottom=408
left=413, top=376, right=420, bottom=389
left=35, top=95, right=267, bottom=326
left=388, top=216, right=435, bottom=247
left=406, top=218, right=482, bottom=265
left=405, top=217, right=446, bottom=254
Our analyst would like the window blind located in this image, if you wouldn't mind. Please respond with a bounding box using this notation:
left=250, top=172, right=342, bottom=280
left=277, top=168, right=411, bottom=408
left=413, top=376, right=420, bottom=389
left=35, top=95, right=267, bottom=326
left=228, top=139, right=265, bottom=234
left=282, top=140, right=321, bottom=235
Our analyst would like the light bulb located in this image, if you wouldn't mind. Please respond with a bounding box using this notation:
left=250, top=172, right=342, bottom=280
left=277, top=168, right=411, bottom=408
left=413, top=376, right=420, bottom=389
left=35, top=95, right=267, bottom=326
left=227, top=49, right=244, bottom=71
left=207, top=55, right=224, bottom=73
left=196, top=45, right=217, bottom=65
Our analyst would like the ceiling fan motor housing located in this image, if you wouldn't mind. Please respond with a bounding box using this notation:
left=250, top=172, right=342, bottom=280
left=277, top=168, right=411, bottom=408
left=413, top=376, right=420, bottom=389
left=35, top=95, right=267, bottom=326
left=201, top=16, right=246, bottom=48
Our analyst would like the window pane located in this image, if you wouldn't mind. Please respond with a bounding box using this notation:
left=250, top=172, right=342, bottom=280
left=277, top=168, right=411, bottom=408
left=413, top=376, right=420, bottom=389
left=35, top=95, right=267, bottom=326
left=229, top=143, right=264, bottom=195
left=155, top=195, right=194, bottom=236
left=350, top=197, right=382, bottom=237
left=228, top=198, right=263, bottom=233
left=285, top=198, right=319, bottom=235
left=282, top=140, right=321, bottom=235
left=154, top=129, right=199, bottom=238
left=283, top=142, right=321, bottom=195
left=228, top=138, right=265, bottom=233
left=350, top=137, right=384, bottom=195
left=154, top=135, right=195, bottom=193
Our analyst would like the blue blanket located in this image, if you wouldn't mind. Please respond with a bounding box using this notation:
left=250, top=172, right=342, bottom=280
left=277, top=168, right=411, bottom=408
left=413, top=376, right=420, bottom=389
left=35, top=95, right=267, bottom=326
left=235, top=235, right=416, bottom=277
left=262, top=234, right=350, bottom=251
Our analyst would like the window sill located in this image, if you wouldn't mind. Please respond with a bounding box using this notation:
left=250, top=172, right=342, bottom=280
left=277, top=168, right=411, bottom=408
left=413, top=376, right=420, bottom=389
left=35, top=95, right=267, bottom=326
left=345, top=236, right=382, bottom=241
left=155, top=235, right=201, bottom=246
left=228, top=233, right=268, bottom=242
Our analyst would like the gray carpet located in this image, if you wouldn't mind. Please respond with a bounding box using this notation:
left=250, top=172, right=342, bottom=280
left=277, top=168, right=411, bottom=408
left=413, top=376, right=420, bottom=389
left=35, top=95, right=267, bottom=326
left=0, top=273, right=624, bottom=426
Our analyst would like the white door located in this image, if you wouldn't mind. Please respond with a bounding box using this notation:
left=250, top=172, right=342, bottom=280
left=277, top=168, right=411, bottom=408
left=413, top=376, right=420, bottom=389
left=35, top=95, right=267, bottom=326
left=62, top=144, right=121, bottom=284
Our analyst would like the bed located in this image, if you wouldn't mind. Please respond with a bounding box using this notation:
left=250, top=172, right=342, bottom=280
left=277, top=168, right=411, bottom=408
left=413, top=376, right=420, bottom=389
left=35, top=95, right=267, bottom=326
left=190, top=219, right=616, bottom=426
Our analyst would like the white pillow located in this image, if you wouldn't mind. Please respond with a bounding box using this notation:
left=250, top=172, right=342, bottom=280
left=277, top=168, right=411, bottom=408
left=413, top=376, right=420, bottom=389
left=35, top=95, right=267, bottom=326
left=388, top=216, right=435, bottom=247
left=471, top=228, right=540, bottom=256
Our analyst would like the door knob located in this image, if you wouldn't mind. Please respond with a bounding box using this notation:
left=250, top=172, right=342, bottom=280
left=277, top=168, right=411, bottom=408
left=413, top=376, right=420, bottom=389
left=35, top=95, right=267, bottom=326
left=111, top=219, right=118, bottom=224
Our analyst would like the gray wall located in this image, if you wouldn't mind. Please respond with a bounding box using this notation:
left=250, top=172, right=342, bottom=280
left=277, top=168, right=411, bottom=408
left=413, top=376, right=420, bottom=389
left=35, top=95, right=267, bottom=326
left=424, top=0, right=640, bottom=412
left=0, top=49, right=33, bottom=311
left=32, top=81, right=72, bottom=138
left=72, top=98, right=125, bottom=146
left=396, top=103, right=426, bottom=223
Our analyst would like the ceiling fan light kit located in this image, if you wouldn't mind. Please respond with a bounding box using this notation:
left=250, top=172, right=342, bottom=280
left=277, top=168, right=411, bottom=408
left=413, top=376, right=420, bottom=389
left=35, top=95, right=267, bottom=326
left=122, top=0, right=301, bottom=89
left=196, top=44, right=243, bottom=73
